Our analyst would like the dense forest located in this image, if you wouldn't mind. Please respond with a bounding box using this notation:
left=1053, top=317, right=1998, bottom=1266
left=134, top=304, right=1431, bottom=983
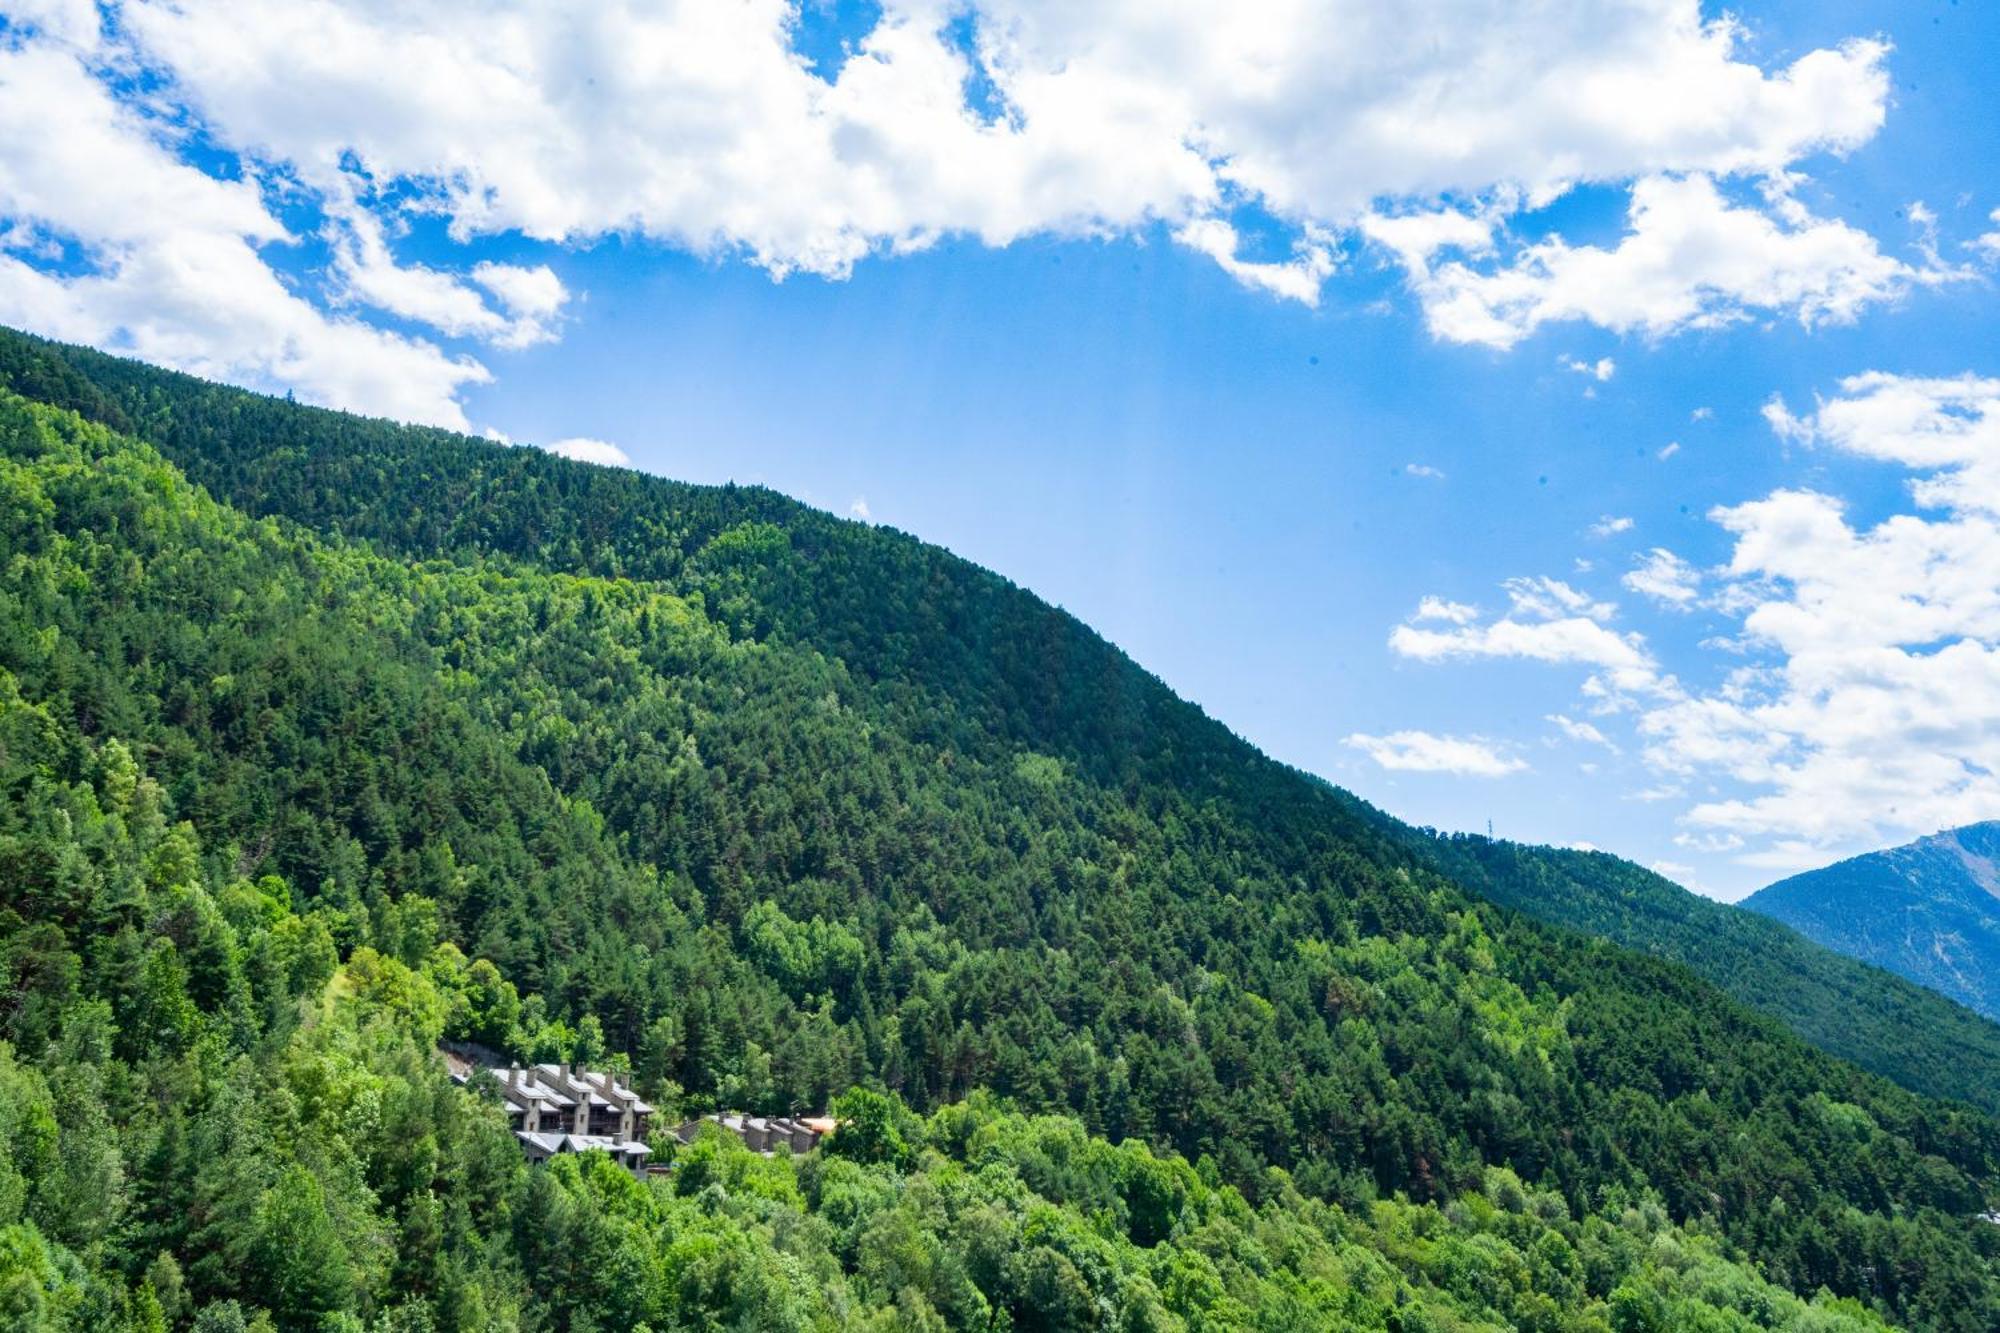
left=1411, top=835, right=2000, bottom=1113
left=2, top=329, right=2000, bottom=1329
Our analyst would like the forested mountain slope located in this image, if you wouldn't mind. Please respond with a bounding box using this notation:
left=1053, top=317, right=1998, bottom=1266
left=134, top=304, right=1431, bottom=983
left=1747, top=824, right=2000, bottom=1023
left=2, top=329, right=2000, bottom=1329
left=15, top=326, right=2000, bottom=1118
left=1408, top=833, right=2000, bottom=1112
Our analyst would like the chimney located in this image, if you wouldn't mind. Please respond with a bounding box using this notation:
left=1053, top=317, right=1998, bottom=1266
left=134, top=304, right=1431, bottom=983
left=507, top=1065, right=520, bottom=1090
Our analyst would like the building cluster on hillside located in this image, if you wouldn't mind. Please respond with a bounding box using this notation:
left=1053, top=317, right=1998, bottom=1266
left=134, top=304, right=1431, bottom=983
left=444, top=1051, right=659, bottom=1176
left=442, top=1047, right=839, bottom=1173
left=672, top=1112, right=836, bottom=1155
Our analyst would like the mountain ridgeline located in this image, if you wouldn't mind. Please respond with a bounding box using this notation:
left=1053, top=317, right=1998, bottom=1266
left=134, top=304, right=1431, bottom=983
left=2, top=326, right=2000, bottom=1330
left=1746, top=823, right=2000, bottom=1024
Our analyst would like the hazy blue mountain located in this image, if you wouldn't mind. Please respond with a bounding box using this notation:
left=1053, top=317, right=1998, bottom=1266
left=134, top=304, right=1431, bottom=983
left=1745, top=823, right=2000, bottom=1022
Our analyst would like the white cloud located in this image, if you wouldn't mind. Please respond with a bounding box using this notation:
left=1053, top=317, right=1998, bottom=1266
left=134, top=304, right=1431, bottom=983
left=1658, top=441, right=1682, bottom=459
left=1346, top=730, right=1526, bottom=777
left=1391, top=613, right=1658, bottom=692
left=124, top=0, right=1891, bottom=266
left=1563, top=355, right=1616, bottom=381
left=0, top=0, right=1920, bottom=420
left=472, top=262, right=570, bottom=347
left=1447, top=370, right=2000, bottom=864
left=1763, top=371, right=2000, bottom=512
left=328, top=209, right=568, bottom=349
left=1503, top=575, right=1616, bottom=623
left=1732, top=840, right=1845, bottom=872
left=0, top=41, right=490, bottom=427
left=1414, top=596, right=1479, bottom=625
left=848, top=497, right=872, bottom=520
left=1673, top=831, right=1743, bottom=853
left=1172, top=218, right=1337, bottom=304
left=1401, top=174, right=1936, bottom=349
left=1590, top=514, right=1635, bottom=538
left=1622, top=547, right=1701, bottom=608
left=1390, top=576, right=1665, bottom=698
left=544, top=436, right=631, bottom=466
left=1760, top=393, right=1811, bottom=444
left=1690, top=406, right=1713, bottom=421
left=1548, top=713, right=1616, bottom=749
left=1404, top=462, right=1447, bottom=480
left=3, top=0, right=101, bottom=46
left=1974, top=208, right=2000, bottom=262
left=1360, top=205, right=1499, bottom=271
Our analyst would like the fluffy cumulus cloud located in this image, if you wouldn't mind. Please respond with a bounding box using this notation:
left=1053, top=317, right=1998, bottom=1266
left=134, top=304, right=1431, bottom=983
left=1390, top=174, right=1935, bottom=349
left=1762, top=371, right=2000, bottom=512
left=1345, top=730, right=1526, bottom=777
left=0, top=0, right=1948, bottom=421
left=0, top=33, right=491, bottom=426
left=328, top=212, right=569, bottom=352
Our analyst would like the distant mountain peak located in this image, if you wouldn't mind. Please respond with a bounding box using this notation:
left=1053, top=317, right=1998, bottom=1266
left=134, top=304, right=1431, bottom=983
left=1746, top=821, right=2000, bottom=1020
left=1937, top=823, right=2000, bottom=900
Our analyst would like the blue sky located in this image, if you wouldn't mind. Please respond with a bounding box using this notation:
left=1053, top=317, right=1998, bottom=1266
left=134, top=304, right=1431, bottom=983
left=4, top=0, right=2000, bottom=897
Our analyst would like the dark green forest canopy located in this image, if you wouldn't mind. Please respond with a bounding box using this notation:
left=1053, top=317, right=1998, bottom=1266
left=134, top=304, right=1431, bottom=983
left=1, top=329, right=2000, bottom=1329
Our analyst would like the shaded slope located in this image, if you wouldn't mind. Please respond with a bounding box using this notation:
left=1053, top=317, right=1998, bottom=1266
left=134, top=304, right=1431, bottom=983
left=1747, top=824, right=2000, bottom=1022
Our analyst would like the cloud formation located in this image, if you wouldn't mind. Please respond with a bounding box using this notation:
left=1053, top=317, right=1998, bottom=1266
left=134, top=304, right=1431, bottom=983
left=1392, top=174, right=1934, bottom=349
left=544, top=437, right=632, bottom=467
left=1346, top=730, right=1526, bottom=777
left=1622, top=548, right=1701, bottom=609
left=0, top=36, right=490, bottom=426
left=0, top=0, right=1944, bottom=422
left=1389, top=576, right=1666, bottom=700
left=1642, top=373, right=2000, bottom=851
left=1392, top=370, right=2000, bottom=872
left=1548, top=714, right=1617, bottom=750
